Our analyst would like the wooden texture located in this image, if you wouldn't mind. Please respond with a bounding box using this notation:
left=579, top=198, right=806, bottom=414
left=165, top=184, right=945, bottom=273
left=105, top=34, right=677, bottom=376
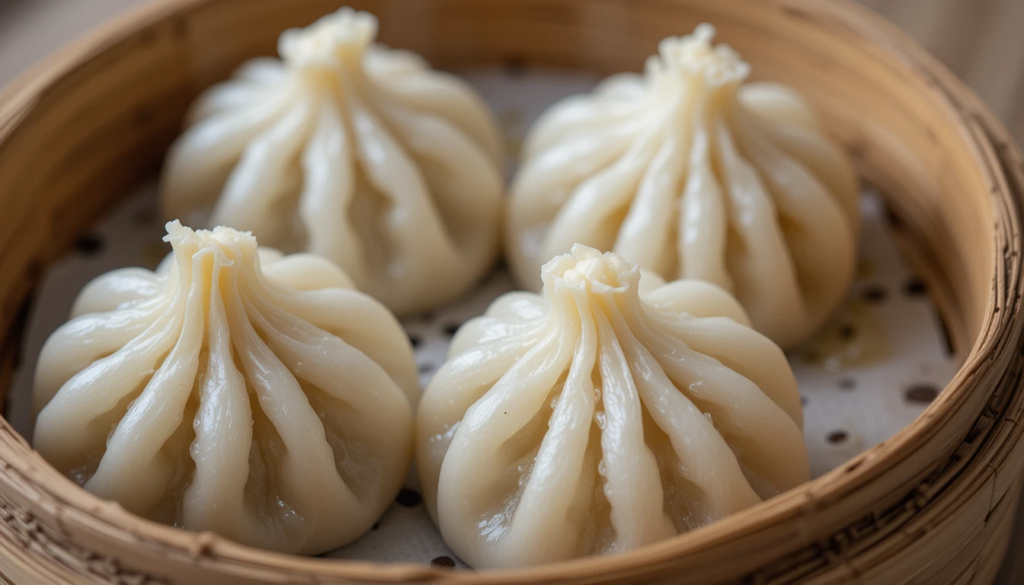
left=0, top=0, right=1021, bottom=583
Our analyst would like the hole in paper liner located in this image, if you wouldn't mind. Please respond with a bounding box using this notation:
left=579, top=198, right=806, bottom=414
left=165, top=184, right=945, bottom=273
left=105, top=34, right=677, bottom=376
left=905, top=383, right=939, bottom=404
left=862, top=285, right=887, bottom=303
left=827, top=430, right=849, bottom=444
left=431, top=556, right=456, bottom=569
left=904, top=277, right=927, bottom=297
left=73, top=233, right=103, bottom=255
left=396, top=489, right=422, bottom=507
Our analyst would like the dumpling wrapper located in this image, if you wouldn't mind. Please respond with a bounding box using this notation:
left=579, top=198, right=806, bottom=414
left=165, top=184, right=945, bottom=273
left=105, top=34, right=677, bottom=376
left=417, top=244, right=808, bottom=569
left=33, top=221, right=417, bottom=555
left=506, top=24, right=858, bottom=349
left=161, top=7, right=504, bottom=315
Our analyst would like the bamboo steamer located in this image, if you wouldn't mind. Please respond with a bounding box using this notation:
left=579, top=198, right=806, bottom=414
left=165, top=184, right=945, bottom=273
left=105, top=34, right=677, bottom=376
left=0, top=0, right=1020, bottom=583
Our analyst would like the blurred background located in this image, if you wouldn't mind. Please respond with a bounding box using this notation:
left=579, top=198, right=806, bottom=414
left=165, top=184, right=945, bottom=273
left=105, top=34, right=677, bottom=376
left=0, top=0, right=1021, bottom=582
left=1, top=0, right=1022, bottom=143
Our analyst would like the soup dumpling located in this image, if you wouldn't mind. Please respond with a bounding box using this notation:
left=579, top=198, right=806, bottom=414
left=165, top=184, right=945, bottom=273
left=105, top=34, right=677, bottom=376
left=417, top=244, right=808, bottom=568
left=161, top=8, right=504, bottom=315
left=506, top=24, right=858, bottom=349
left=33, top=221, right=417, bottom=555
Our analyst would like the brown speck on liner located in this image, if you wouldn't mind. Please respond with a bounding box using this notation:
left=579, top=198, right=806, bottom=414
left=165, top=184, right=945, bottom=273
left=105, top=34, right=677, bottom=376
left=862, top=285, right=887, bottom=303
left=904, top=277, right=927, bottom=297
left=431, top=556, right=456, bottom=569
left=827, top=430, right=849, bottom=444
left=74, top=233, right=103, bottom=255
left=905, top=383, right=939, bottom=404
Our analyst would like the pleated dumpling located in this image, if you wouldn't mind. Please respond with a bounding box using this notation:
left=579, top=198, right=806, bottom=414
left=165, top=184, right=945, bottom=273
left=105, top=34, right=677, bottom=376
left=33, top=221, right=418, bottom=555
left=506, top=24, right=858, bottom=349
left=161, top=8, right=504, bottom=315
left=417, top=245, right=808, bottom=568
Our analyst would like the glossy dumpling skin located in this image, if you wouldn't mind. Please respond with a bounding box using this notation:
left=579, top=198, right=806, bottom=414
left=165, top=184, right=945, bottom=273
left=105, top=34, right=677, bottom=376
left=506, top=24, right=858, bottom=349
left=161, top=8, right=504, bottom=315
left=33, top=221, right=418, bottom=555
left=416, top=244, right=808, bottom=569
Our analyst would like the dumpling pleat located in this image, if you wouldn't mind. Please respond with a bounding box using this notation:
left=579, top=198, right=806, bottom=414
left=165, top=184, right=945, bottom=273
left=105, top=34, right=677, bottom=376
left=182, top=256, right=266, bottom=545
left=513, top=124, right=639, bottom=212
left=499, top=287, right=598, bottom=565
left=750, top=119, right=859, bottom=232
left=627, top=308, right=807, bottom=495
left=244, top=294, right=406, bottom=425
left=641, top=279, right=751, bottom=326
left=84, top=249, right=212, bottom=514
left=33, top=299, right=168, bottom=412
left=437, top=288, right=581, bottom=560
left=480, top=291, right=549, bottom=321
left=265, top=286, right=419, bottom=402
left=614, top=104, right=690, bottom=275
left=736, top=83, right=817, bottom=128
left=345, top=93, right=463, bottom=290
left=732, top=110, right=855, bottom=330
left=523, top=75, right=649, bottom=159
left=260, top=253, right=355, bottom=291
left=234, top=57, right=289, bottom=85
left=298, top=99, right=364, bottom=283
left=33, top=289, right=187, bottom=469
left=418, top=325, right=556, bottom=520
left=187, top=58, right=287, bottom=124
left=608, top=303, right=760, bottom=524
left=71, top=268, right=164, bottom=316
left=541, top=126, right=664, bottom=265
left=366, top=57, right=503, bottom=164
left=222, top=266, right=358, bottom=551
left=210, top=98, right=315, bottom=246
left=713, top=115, right=806, bottom=347
left=246, top=292, right=412, bottom=526
left=592, top=306, right=676, bottom=552
left=449, top=310, right=550, bottom=356
left=162, top=89, right=297, bottom=223
left=737, top=83, right=859, bottom=231
left=380, top=104, right=502, bottom=259
left=677, top=101, right=730, bottom=289
left=653, top=313, right=802, bottom=428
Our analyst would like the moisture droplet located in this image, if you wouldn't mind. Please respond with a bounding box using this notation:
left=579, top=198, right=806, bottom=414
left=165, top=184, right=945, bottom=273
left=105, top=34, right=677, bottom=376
left=593, top=387, right=601, bottom=401
left=550, top=393, right=561, bottom=409
left=704, top=412, right=713, bottom=425
left=595, top=411, right=606, bottom=429
left=598, top=459, right=607, bottom=476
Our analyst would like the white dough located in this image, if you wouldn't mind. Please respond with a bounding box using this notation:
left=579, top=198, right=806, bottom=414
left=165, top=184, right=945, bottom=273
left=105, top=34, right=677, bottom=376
left=417, top=244, right=808, bottom=569
left=506, top=24, right=858, bottom=349
left=161, top=8, right=504, bottom=315
left=33, top=221, right=418, bottom=555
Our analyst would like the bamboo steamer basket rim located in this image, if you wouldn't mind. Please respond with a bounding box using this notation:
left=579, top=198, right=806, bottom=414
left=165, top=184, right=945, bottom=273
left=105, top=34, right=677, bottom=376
left=0, top=0, right=1021, bottom=583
